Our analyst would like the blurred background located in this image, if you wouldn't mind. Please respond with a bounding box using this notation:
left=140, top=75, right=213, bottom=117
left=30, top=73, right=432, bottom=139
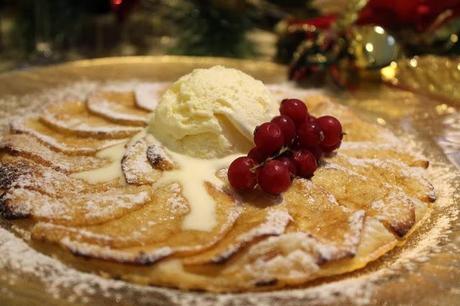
left=0, top=0, right=302, bottom=71
left=1, top=0, right=460, bottom=78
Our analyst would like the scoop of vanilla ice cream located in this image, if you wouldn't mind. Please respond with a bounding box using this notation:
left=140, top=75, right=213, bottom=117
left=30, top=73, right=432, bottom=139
left=148, top=66, right=278, bottom=158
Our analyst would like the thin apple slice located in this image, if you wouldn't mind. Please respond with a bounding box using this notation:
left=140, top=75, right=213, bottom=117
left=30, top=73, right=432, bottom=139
left=40, top=100, right=142, bottom=139
left=1, top=185, right=151, bottom=225
left=339, top=144, right=429, bottom=168
left=183, top=208, right=290, bottom=265
left=0, top=155, right=124, bottom=197
left=87, top=91, right=149, bottom=126
left=284, top=179, right=365, bottom=259
left=317, top=216, right=398, bottom=277
left=222, top=232, right=336, bottom=289
left=332, top=154, right=435, bottom=202
left=10, top=115, right=125, bottom=155
left=313, top=163, right=416, bottom=237
left=134, top=82, right=169, bottom=111
left=1, top=155, right=81, bottom=195
left=121, top=135, right=174, bottom=185
left=0, top=155, right=32, bottom=191
left=0, top=134, right=109, bottom=173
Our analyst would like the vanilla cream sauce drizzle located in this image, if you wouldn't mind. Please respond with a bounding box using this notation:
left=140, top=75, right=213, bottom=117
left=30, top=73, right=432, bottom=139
left=154, top=150, right=239, bottom=231
left=72, top=130, right=238, bottom=232
left=71, top=142, right=128, bottom=184
left=71, top=131, right=145, bottom=184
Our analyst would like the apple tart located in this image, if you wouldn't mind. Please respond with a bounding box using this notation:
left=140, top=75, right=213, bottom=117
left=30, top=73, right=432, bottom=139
left=0, top=80, right=435, bottom=292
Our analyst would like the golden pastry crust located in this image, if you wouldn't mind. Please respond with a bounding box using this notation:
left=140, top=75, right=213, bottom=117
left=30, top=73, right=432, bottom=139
left=0, top=85, right=435, bottom=292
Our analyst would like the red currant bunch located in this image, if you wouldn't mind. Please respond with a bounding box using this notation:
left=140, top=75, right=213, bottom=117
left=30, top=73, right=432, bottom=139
left=228, top=98, right=343, bottom=195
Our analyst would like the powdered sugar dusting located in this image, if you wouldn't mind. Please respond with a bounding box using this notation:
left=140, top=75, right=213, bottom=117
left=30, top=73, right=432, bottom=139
left=166, top=183, right=190, bottom=214
left=241, top=232, right=322, bottom=281
left=88, top=97, right=147, bottom=124
left=9, top=116, right=122, bottom=155
left=60, top=238, right=173, bottom=265
left=86, top=87, right=149, bottom=126
left=134, top=82, right=170, bottom=111
left=42, top=113, right=142, bottom=136
left=211, top=210, right=291, bottom=263
left=0, top=81, right=458, bottom=305
left=3, top=187, right=150, bottom=222
left=0, top=133, right=108, bottom=173
left=345, top=210, right=366, bottom=250
left=121, top=136, right=158, bottom=185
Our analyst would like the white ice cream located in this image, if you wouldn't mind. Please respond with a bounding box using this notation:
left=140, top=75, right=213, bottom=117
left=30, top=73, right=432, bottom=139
left=148, top=66, right=278, bottom=158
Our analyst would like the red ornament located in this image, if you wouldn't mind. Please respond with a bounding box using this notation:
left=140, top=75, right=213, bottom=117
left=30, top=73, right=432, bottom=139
left=111, top=0, right=139, bottom=22
left=287, top=15, right=337, bottom=30
left=357, top=0, right=460, bottom=32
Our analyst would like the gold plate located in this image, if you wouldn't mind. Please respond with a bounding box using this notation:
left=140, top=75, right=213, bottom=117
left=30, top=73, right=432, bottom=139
left=0, top=56, right=459, bottom=306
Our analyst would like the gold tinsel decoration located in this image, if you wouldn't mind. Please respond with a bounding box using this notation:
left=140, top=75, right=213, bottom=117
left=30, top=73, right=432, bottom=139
left=381, top=55, right=460, bottom=104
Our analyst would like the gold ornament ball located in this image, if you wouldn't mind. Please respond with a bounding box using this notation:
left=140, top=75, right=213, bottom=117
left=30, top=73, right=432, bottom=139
left=348, top=25, right=401, bottom=69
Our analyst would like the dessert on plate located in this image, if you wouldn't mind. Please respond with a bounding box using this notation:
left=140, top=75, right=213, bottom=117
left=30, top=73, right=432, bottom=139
left=0, top=66, right=435, bottom=292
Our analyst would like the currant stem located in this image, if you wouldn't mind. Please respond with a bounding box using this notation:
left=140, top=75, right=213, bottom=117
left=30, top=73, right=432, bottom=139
left=250, top=146, right=291, bottom=172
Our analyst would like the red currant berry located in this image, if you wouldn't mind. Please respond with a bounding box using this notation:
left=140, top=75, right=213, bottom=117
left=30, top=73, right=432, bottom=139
left=321, top=140, right=342, bottom=154
left=271, top=115, right=296, bottom=145
left=254, top=122, right=284, bottom=155
left=291, top=136, right=302, bottom=150
left=247, top=147, right=266, bottom=164
left=317, top=116, right=343, bottom=147
left=297, top=119, right=322, bottom=148
left=228, top=157, right=257, bottom=191
left=303, top=145, right=323, bottom=161
left=277, top=156, right=297, bottom=176
left=257, top=160, right=291, bottom=195
left=292, top=150, right=318, bottom=178
left=280, top=99, right=308, bottom=125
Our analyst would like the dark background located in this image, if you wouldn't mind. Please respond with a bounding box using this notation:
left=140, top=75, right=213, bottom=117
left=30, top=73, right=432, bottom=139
left=0, top=0, right=316, bottom=71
